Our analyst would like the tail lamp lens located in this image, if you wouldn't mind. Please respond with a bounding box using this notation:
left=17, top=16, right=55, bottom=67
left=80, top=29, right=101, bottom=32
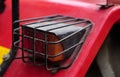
left=23, top=25, right=85, bottom=62
left=23, top=28, right=64, bottom=62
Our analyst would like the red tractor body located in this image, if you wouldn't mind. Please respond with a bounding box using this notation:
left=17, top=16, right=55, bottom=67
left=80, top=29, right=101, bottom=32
left=1, top=0, right=120, bottom=77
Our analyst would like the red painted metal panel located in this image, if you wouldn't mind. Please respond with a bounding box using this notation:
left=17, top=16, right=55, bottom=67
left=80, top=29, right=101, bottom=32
left=0, top=0, right=12, bottom=48
left=108, top=0, right=120, bottom=4
left=2, top=0, right=120, bottom=77
left=72, top=0, right=105, bottom=4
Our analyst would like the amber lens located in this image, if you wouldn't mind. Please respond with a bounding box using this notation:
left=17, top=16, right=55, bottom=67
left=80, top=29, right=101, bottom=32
left=47, top=34, right=64, bottom=62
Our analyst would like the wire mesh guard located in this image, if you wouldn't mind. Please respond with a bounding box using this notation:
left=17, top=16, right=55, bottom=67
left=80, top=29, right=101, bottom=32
left=13, top=15, right=92, bottom=73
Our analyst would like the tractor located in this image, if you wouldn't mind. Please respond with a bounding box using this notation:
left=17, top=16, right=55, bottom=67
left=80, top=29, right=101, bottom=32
left=0, top=0, right=120, bottom=77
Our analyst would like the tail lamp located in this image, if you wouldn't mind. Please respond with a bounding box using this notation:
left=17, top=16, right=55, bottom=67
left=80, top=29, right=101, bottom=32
left=13, top=15, right=92, bottom=73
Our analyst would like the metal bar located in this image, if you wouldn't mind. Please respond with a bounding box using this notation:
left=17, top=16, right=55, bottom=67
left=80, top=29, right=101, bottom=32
left=23, top=16, right=71, bottom=26
left=14, top=40, right=21, bottom=46
left=35, top=19, right=83, bottom=28
left=22, top=27, right=26, bottom=62
left=15, top=56, right=31, bottom=59
left=14, top=15, right=62, bottom=23
left=48, top=41, right=83, bottom=58
left=13, top=27, right=21, bottom=32
left=34, top=18, right=80, bottom=29
left=47, top=20, right=87, bottom=31
left=12, top=0, right=19, bottom=46
left=58, top=43, right=82, bottom=70
left=44, top=31, right=49, bottom=69
left=33, top=28, right=36, bottom=64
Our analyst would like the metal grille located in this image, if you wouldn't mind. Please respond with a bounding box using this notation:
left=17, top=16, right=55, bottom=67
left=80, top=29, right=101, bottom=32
left=13, top=15, right=92, bottom=73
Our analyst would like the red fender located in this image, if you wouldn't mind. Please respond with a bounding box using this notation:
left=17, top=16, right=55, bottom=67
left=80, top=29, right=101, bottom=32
left=1, top=0, right=120, bottom=77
